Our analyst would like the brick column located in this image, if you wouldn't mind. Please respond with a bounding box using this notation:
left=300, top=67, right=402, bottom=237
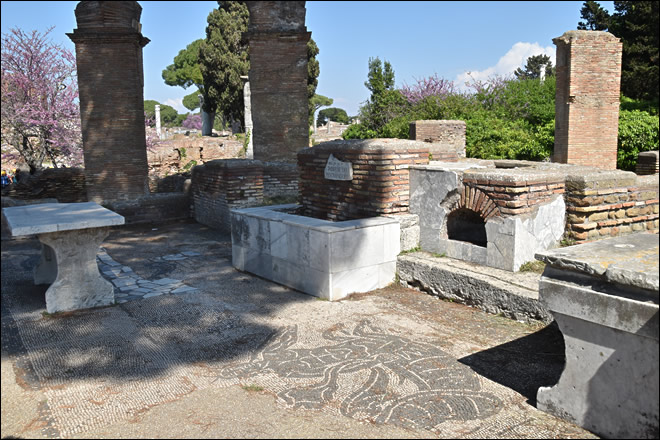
left=553, top=30, right=622, bottom=170
left=245, top=1, right=310, bottom=163
left=68, top=1, right=150, bottom=203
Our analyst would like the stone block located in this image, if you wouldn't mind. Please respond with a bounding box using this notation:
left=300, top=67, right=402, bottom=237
left=535, top=233, right=659, bottom=439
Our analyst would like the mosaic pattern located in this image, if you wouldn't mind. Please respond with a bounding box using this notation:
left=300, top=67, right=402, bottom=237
left=219, top=321, right=503, bottom=431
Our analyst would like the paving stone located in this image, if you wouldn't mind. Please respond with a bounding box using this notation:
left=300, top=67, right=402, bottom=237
left=153, top=278, right=182, bottom=285
left=143, top=291, right=165, bottom=298
left=171, top=286, right=198, bottom=294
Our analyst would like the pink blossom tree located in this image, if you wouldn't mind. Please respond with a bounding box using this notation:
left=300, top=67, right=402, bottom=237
left=400, top=74, right=457, bottom=105
left=1, top=27, right=83, bottom=172
left=182, top=113, right=202, bottom=130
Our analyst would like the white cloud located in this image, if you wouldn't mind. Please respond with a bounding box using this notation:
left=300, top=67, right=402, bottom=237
left=165, top=97, right=187, bottom=114
left=455, top=42, right=555, bottom=91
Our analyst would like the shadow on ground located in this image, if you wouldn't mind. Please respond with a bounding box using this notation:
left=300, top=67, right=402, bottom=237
left=459, top=321, right=565, bottom=405
left=1, top=220, right=317, bottom=387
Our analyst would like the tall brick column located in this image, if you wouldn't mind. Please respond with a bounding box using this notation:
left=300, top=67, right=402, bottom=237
left=553, top=30, right=622, bottom=170
left=68, top=1, right=150, bottom=203
left=244, top=1, right=310, bottom=163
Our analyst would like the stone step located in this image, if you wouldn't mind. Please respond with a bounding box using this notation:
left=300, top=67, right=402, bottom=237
left=397, top=252, right=551, bottom=323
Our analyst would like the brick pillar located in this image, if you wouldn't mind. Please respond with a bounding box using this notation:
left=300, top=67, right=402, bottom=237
left=553, top=30, right=622, bottom=170
left=67, top=1, right=150, bottom=203
left=245, top=1, right=310, bottom=163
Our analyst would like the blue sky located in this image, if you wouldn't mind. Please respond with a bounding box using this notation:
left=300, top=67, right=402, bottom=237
left=2, top=1, right=614, bottom=117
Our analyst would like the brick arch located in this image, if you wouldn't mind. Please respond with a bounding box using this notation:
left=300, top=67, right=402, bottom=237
left=458, top=186, right=500, bottom=220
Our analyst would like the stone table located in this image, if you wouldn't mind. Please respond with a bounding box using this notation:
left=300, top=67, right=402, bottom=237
left=2, top=202, right=125, bottom=313
left=535, top=233, right=659, bottom=439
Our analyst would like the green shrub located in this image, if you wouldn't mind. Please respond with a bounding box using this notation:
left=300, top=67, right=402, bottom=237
left=466, top=113, right=551, bottom=161
left=342, top=123, right=378, bottom=140
left=617, top=110, right=659, bottom=170
left=620, top=96, right=659, bottom=115
left=499, top=76, right=555, bottom=126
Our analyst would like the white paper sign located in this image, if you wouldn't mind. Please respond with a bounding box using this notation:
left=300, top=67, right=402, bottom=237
left=324, top=154, right=353, bottom=181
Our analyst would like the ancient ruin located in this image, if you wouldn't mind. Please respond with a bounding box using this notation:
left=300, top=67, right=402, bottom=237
left=553, top=30, right=623, bottom=170
left=1, top=2, right=658, bottom=439
left=67, top=1, right=151, bottom=203
left=244, top=1, right=310, bottom=163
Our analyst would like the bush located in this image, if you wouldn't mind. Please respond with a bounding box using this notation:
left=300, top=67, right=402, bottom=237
left=620, top=96, right=659, bottom=115
left=617, top=110, right=659, bottom=170
left=466, top=112, right=552, bottom=161
left=499, top=76, right=555, bottom=126
left=342, top=123, right=378, bottom=140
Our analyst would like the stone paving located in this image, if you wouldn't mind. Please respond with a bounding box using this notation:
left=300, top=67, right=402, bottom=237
left=97, top=248, right=200, bottom=302
left=1, top=220, right=599, bottom=439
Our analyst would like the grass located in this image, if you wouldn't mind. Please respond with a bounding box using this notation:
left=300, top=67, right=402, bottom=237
left=560, top=236, right=577, bottom=247
left=241, top=384, right=264, bottom=392
left=399, top=246, right=421, bottom=254
left=518, top=260, right=546, bottom=273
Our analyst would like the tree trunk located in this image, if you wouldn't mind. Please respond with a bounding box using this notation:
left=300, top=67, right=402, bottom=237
left=201, top=110, right=215, bottom=136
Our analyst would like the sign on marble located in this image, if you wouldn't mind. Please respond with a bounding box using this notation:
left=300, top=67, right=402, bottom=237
left=324, top=154, right=353, bottom=181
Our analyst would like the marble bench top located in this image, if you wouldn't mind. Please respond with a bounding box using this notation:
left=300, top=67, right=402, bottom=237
left=535, top=233, right=659, bottom=293
left=2, top=202, right=125, bottom=237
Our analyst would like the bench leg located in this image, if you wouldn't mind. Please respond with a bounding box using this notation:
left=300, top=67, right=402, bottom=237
left=37, top=227, right=115, bottom=314
left=34, top=243, right=57, bottom=285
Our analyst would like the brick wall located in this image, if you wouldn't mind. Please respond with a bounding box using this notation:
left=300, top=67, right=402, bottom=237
left=461, top=170, right=565, bottom=218
left=245, top=2, right=310, bottom=163
left=263, top=162, right=299, bottom=200
left=409, top=120, right=466, bottom=160
left=104, top=193, right=190, bottom=225
left=553, top=31, right=622, bottom=170
left=67, top=1, right=151, bottom=203
left=636, top=150, right=659, bottom=176
left=1, top=168, right=87, bottom=202
left=191, top=159, right=298, bottom=231
left=297, top=139, right=429, bottom=221
left=565, top=171, right=659, bottom=243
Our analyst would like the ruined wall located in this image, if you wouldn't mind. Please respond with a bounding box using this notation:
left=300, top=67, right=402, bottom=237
left=67, top=1, right=150, bottom=203
left=564, top=171, right=659, bottom=243
left=461, top=168, right=565, bottom=218
left=297, top=139, right=429, bottom=221
left=245, top=1, right=310, bottom=163
left=1, top=168, right=87, bottom=203
left=636, top=151, right=659, bottom=176
left=104, top=193, right=190, bottom=225
left=553, top=31, right=622, bottom=170
left=191, top=159, right=298, bottom=231
left=263, top=163, right=299, bottom=200
left=409, top=120, right=466, bottom=161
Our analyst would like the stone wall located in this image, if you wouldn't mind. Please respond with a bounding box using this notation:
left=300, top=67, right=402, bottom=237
left=409, top=120, right=466, bottom=161
left=191, top=159, right=298, bottom=231
left=553, top=31, right=622, bottom=170
left=565, top=170, right=659, bottom=243
left=1, top=168, right=87, bottom=203
left=297, top=139, right=429, bottom=221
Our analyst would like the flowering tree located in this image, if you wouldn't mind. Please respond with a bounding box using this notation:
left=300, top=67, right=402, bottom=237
left=182, top=113, right=202, bottom=130
left=400, top=74, right=457, bottom=105
left=1, top=27, right=82, bottom=172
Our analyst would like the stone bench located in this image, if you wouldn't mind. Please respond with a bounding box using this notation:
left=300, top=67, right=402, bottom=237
left=2, top=202, right=125, bottom=313
left=535, top=233, right=659, bottom=438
